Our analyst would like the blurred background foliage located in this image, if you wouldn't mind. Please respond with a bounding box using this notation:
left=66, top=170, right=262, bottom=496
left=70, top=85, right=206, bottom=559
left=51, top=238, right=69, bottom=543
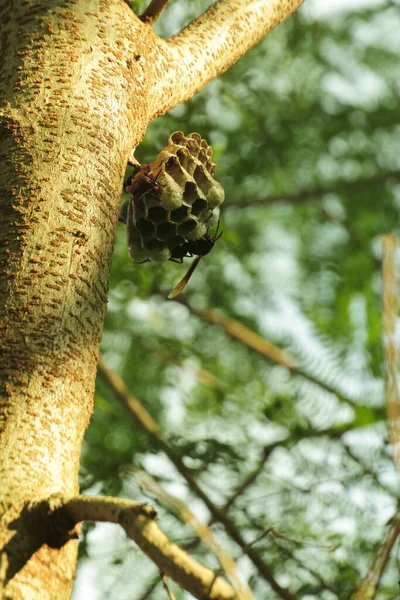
left=73, top=1, right=400, bottom=598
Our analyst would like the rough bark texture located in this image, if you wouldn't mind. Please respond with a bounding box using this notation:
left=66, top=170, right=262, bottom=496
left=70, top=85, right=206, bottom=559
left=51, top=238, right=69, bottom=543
left=0, top=1, right=157, bottom=597
left=153, top=0, right=304, bottom=117
left=0, top=0, right=304, bottom=598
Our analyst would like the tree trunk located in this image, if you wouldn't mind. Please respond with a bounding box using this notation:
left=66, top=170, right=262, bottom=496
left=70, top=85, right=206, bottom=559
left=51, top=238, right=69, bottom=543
left=0, top=0, right=304, bottom=597
left=0, top=1, right=155, bottom=597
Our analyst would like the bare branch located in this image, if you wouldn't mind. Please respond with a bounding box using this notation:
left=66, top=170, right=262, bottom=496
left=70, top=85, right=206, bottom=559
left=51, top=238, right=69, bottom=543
left=354, top=505, right=400, bottom=600
left=135, top=470, right=254, bottom=600
left=98, top=357, right=162, bottom=439
left=171, top=299, right=376, bottom=412
left=61, top=495, right=238, bottom=600
left=176, top=304, right=297, bottom=369
left=140, top=0, right=170, bottom=24
left=382, top=234, right=400, bottom=471
left=151, top=0, right=304, bottom=118
left=98, top=358, right=296, bottom=600
left=161, top=574, right=177, bottom=600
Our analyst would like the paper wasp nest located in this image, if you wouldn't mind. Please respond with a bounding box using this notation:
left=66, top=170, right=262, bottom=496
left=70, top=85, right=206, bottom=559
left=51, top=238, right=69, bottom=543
left=120, top=131, right=225, bottom=263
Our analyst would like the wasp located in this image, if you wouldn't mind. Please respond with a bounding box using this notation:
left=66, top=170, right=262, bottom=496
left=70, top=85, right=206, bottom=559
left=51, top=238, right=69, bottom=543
left=119, top=167, right=162, bottom=225
left=123, top=168, right=161, bottom=196
left=168, top=221, right=222, bottom=299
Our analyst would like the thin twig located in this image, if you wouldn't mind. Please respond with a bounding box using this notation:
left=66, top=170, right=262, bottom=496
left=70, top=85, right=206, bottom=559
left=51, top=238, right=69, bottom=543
left=354, top=505, right=400, bottom=600
left=222, top=449, right=272, bottom=514
left=135, top=470, right=254, bottom=600
left=271, top=539, right=338, bottom=596
left=98, top=357, right=162, bottom=439
left=98, top=358, right=296, bottom=600
left=218, top=420, right=392, bottom=519
left=382, top=234, right=400, bottom=471
left=140, top=0, right=170, bottom=24
left=179, top=448, right=276, bottom=558
left=161, top=574, right=177, bottom=600
left=61, top=495, right=237, bottom=600
left=170, top=303, right=297, bottom=369
left=172, top=299, right=383, bottom=414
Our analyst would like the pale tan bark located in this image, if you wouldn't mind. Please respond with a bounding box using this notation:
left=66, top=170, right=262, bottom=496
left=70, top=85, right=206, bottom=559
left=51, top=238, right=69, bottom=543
left=0, top=0, right=304, bottom=598
left=150, top=0, right=305, bottom=118
left=0, top=2, right=156, bottom=597
left=61, top=495, right=242, bottom=600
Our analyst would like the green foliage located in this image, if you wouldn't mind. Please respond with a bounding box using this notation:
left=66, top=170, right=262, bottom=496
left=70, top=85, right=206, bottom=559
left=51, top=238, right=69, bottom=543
left=75, top=3, right=400, bottom=599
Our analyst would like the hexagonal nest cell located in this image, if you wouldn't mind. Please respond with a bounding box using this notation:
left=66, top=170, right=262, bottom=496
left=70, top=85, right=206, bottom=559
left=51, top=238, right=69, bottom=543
left=120, top=131, right=225, bottom=263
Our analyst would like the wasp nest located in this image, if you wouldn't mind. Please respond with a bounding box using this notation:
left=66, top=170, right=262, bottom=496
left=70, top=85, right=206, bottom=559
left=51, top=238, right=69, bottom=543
left=120, top=131, right=225, bottom=263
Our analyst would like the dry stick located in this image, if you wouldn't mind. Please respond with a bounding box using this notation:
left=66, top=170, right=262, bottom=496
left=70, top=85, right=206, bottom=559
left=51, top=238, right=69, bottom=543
left=134, top=408, right=394, bottom=597
left=170, top=303, right=297, bottom=370
left=62, top=496, right=237, bottom=600
left=354, top=505, right=400, bottom=600
left=132, top=412, right=360, bottom=598
left=161, top=574, right=177, bottom=600
left=134, top=470, right=254, bottom=600
left=98, top=358, right=296, bottom=600
left=174, top=300, right=379, bottom=413
left=382, top=234, right=400, bottom=471
left=140, top=0, right=170, bottom=24
left=353, top=235, right=400, bottom=600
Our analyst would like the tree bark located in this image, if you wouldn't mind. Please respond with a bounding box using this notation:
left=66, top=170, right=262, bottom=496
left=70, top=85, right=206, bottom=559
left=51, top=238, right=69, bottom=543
left=0, top=0, right=304, bottom=598
left=0, top=2, right=157, bottom=597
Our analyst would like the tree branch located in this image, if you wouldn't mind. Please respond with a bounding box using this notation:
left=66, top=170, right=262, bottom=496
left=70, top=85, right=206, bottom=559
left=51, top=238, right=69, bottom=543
left=59, top=495, right=238, bottom=600
left=172, top=303, right=297, bottom=369
left=140, top=0, right=170, bottom=24
left=354, top=504, right=400, bottom=600
left=171, top=299, right=372, bottom=411
left=133, top=470, right=254, bottom=600
left=98, top=358, right=296, bottom=600
left=382, top=235, right=400, bottom=471
left=150, top=0, right=304, bottom=118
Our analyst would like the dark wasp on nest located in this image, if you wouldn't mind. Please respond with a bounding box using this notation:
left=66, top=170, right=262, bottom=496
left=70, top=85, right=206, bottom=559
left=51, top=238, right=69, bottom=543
left=119, top=166, right=162, bottom=226
left=122, top=164, right=161, bottom=203
left=168, top=220, right=222, bottom=299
